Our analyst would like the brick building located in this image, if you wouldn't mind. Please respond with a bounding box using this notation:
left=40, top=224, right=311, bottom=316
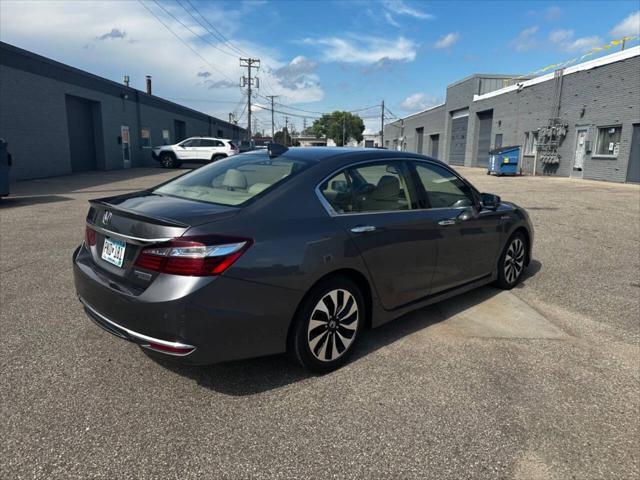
left=384, top=47, right=640, bottom=183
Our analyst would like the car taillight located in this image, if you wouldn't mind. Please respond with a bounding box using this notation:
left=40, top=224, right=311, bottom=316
left=85, top=226, right=97, bottom=246
left=134, top=236, right=252, bottom=276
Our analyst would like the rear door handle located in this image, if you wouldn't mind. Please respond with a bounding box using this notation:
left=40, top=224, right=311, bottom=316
left=350, top=225, right=377, bottom=233
left=438, top=219, right=457, bottom=226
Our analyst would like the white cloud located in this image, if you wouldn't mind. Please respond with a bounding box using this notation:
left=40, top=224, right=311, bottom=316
left=434, top=32, right=460, bottom=49
left=511, top=26, right=539, bottom=52
left=0, top=0, right=324, bottom=117
left=549, top=29, right=602, bottom=52
left=544, top=6, right=562, bottom=22
left=564, top=36, right=602, bottom=52
left=548, top=29, right=573, bottom=43
left=303, top=35, right=417, bottom=64
left=381, top=0, right=433, bottom=25
left=611, top=11, right=640, bottom=38
left=400, top=93, right=440, bottom=112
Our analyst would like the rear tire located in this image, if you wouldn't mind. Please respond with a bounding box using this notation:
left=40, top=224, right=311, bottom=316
left=160, top=153, right=177, bottom=168
left=494, top=232, right=527, bottom=289
left=210, top=154, right=226, bottom=162
left=289, top=276, right=364, bottom=373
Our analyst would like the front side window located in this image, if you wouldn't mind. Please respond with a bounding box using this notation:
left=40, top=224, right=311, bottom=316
left=596, top=126, right=621, bottom=156
left=319, top=161, right=414, bottom=213
left=414, top=162, right=475, bottom=209
left=180, top=139, right=200, bottom=147
left=155, top=153, right=311, bottom=206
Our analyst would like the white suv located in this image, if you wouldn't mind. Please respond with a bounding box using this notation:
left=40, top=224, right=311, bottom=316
left=152, top=137, right=239, bottom=168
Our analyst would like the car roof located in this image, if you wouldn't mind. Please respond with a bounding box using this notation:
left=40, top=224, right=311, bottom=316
left=258, top=146, right=440, bottom=165
left=186, top=136, right=231, bottom=141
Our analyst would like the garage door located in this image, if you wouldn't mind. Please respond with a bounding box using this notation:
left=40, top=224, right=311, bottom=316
left=475, top=110, right=493, bottom=167
left=449, top=109, right=468, bottom=166
left=65, top=95, right=98, bottom=172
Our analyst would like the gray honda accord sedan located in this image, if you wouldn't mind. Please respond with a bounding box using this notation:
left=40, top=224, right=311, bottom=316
left=73, top=144, right=533, bottom=372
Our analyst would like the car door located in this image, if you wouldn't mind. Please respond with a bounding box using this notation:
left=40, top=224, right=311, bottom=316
left=176, top=139, right=198, bottom=160
left=410, top=160, right=502, bottom=294
left=195, top=139, right=216, bottom=160
left=319, top=160, right=439, bottom=310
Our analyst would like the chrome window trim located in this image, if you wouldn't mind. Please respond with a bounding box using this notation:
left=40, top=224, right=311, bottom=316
left=87, top=222, right=175, bottom=245
left=314, top=157, right=478, bottom=217
left=80, top=297, right=196, bottom=356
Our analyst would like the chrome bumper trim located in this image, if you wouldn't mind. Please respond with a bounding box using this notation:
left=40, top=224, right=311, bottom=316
left=79, top=297, right=196, bottom=356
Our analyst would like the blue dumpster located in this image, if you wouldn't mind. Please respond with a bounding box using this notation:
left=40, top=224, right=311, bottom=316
left=488, top=146, right=520, bottom=176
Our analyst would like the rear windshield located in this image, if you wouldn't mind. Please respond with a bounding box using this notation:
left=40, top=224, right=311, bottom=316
left=154, top=152, right=312, bottom=206
left=228, top=141, right=237, bottom=149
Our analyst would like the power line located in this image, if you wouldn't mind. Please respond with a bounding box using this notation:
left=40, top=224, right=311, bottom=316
left=138, top=0, right=235, bottom=83
left=183, top=0, right=251, bottom=57
left=175, top=0, right=241, bottom=58
left=151, top=0, right=239, bottom=75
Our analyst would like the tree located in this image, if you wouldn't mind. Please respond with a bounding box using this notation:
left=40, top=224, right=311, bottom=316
left=274, top=127, right=299, bottom=146
left=310, top=111, right=365, bottom=146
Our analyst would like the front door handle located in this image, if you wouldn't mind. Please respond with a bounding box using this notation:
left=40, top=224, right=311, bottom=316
left=437, top=219, right=457, bottom=226
left=350, top=225, right=377, bottom=233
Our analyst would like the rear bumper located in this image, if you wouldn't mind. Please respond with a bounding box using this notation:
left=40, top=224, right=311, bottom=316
left=72, top=245, right=303, bottom=365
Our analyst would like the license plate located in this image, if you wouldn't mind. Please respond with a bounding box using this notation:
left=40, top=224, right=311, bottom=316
left=101, top=237, right=126, bottom=268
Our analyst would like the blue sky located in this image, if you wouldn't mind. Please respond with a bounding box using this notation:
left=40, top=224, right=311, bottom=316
left=1, top=1, right=639, bottom=134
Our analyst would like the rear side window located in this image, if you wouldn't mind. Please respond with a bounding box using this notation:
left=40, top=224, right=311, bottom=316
left=199, top=139, right=216, bottom=147
left=319, top=161, right=415, bottom=213
left=154, top=153, right=312, bottom=206
left=413, top=162, right=475, bottom=208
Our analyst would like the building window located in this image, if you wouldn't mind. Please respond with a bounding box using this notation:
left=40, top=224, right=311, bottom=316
left=162, top=129, right=170, bottom=145
left=524, top=131, right=538, bottom=155
left=141, top=127, right=151, bottom=148
left=595, top=126, right=621, bottom=156
left=217, top=129, right=224, bottom=138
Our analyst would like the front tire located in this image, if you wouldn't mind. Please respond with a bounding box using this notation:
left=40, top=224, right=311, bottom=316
left=289, top=276, right=364, bottom=373
left=160, top=153, right=178, bottom=168
left=495, top=232, right=527, bottom=289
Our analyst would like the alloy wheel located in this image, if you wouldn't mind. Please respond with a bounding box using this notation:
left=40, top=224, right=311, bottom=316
left=307, top=289, right=359, bottom=362
left=504, top=238, right=525, bottom=284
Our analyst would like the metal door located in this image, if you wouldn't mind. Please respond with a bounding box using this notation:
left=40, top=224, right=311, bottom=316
left=415, top=127, right=424, bottom=154
left=475, top=110, right=493, bottom=167
left=572, top=129, right=588, bottom=177
left=430, top=134, right=439, bottom=159
left=449, top=110, right=469, bottom=166
left=66, top=95, right=97, bottom=172
left=121, top=126, right=131, bottom=168
left=626, top=124, right=640, bottom=183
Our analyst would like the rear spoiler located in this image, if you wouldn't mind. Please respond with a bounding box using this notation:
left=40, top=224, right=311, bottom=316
left=89, top=198, right=189, bottom=228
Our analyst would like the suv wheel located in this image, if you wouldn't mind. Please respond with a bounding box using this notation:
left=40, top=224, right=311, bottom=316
left=211, top=154, right=226, bottom=162
left=160, top=153, right=177, bottom=168
left=494, top=232, right=527, bottom=289
left=290, top=276, right=364, bottom=373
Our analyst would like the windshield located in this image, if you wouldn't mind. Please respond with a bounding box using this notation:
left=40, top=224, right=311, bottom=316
left=154, top=152, right=312, bottom=206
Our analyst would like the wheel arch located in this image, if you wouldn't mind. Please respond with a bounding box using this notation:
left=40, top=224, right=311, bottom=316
left=285, top=268, right=374, bottom=350
left=511, top=226, right=531, bottom=266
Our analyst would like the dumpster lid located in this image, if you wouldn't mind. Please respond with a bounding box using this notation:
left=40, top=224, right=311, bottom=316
left=488, top=145, right=520, bottom=155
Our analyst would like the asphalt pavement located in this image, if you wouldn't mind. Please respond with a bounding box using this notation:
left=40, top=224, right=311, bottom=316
left=1, top=165, right=638, bottom=479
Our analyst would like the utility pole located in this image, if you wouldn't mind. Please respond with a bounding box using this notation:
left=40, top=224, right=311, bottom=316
left=240, top=58, right=260, bottom=141
left=380, top=100, right=385, bottom=147
left=303, top=117, right=307, bottom=132
left=265, top=95, right=278, bottom=140
left=342, top=114, right=346, bottom=147
left=284, top=116, right=289, bottom=146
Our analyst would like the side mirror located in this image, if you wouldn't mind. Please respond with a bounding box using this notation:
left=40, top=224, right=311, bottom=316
left=481, top=192, right=501, bottom=210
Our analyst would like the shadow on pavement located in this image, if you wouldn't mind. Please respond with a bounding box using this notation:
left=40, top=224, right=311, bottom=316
left=150, top=260, right=542, bottom=396
left=8, top=167, right=184, bottom=197
left=0, top=194, right=72, bottom=208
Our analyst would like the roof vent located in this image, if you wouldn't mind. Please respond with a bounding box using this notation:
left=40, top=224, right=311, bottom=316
left=267, top=142, right=288, bottom=158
